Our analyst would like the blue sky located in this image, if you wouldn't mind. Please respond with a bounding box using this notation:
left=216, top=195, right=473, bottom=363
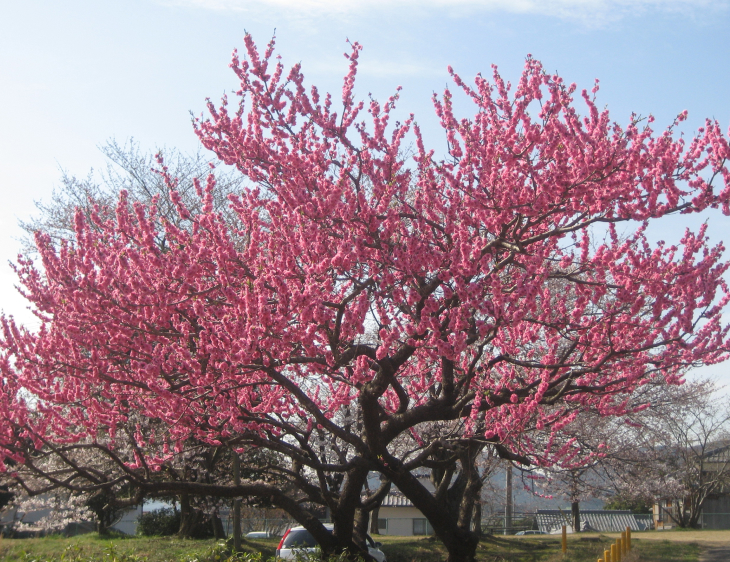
left=1, top=0, right=730, bottom=382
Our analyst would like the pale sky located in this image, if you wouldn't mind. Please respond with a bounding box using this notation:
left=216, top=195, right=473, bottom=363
left=1, top=0, right=729, bottom=383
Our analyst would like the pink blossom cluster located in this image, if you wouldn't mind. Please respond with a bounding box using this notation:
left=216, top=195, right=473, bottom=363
left=1, top=35, right=730, bottom=477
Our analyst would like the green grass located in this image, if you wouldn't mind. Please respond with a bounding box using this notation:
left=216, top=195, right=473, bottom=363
left=631, top=539, right=701, bottom=562
left=0, top=534, right=278, bottom=562
left=0, top=533, right=702, bottom=562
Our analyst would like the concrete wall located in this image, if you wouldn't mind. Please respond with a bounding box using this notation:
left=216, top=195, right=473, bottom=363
left=375, top=506, right=432, bottom=536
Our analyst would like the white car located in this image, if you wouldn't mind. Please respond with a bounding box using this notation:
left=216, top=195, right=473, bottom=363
left=276, top=524, right=386, bottom=562
left=245, top=531, right=273, bottom=539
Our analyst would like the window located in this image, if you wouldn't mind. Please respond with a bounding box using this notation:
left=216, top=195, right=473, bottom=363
left=282, top=529, right=318, bottom=548
left=377, top=519, right=388, bottom=533
left=413, top=518, right=433, bottom=535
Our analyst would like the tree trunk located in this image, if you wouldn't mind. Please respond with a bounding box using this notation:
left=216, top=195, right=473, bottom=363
left=212, top=513, right=226, bottom=539
left=370, top=505, right=381, bottom=534
left=666, top=498, right=691, bottom=528
left=687, top=494, right=705, bottom=529
left=86, top=490, right=115, bottom=537
left=353, top=508, right=369, bottom=550
left=368, top=475, right=390, bottom=535
left=472, top=502, right=482, bottom=537
left=178, top=493, right=206, bottom=538
left=572, top=501, right=580, bottom=533
left=327, top=466, right=373, bottom=560
left=329, top=509, right=374, bottom=561
left=387, top=460, right=481, bottom=562
left=96, top=514, right=109, bottom=537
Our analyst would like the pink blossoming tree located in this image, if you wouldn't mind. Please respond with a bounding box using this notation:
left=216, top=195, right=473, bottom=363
left=3, top=36, right=730, bottom=561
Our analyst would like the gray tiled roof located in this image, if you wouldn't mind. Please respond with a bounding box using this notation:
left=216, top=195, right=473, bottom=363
left=380, top=493, right=414, bottom=508
left=536, top=510, right=652, bottom=533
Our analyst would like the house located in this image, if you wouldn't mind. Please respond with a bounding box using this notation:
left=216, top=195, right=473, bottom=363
left=372, top=491, right=433, bottom=536
left=653, top=441, right=730, bottom=530
left=654, top=493, right=730, bottom=530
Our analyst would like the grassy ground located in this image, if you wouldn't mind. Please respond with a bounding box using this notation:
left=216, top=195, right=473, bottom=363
left=0, top=531, right=710, bottom=562
left=0, top=534, right=278, bottom=562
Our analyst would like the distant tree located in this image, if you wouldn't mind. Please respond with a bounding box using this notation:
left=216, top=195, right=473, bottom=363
left=11, top=140, right=258, bottom=539
left=19, top=138, right=244, bottom=253
left=627, top=383, right=730, bottom=528
left=526, top=380, right=718, bottom=531
left=0, top=423, right=283, bottom=539
left=3, top=35, right=730, bottom=562
left=602, top=496, right=652, bottom=514
left=522, top=411, right=610, bottom=532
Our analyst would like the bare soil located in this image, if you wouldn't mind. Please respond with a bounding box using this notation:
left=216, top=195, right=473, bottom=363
left=589, top=529, right=730, bottom=544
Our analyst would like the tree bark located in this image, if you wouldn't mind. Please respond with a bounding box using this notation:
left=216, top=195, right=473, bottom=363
left=370, top=505, right=381, bottom=534
left=96, top=514, right=109, bottom=537
left=140, top=480, right=336, bottom=553
left=353, top=508, right=369, bottom=550
left=571, top=501, right=580, bottom=533
left=387, top=460, right=481, bottom=562
left=86, top=490, right=116, bottom=537
left=368, top=475, right=390, bottom=535
left=472, top=502, right=482, bottom=537
left=329, top=465, right=375, bottom=560
left=213, top=513, right=226, bottom=539
left=178, top=493, right=207, bottom=538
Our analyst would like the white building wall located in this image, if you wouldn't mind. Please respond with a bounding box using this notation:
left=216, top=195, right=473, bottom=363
left=112, top=505, right=142, bottom=535
left=376, top=506, right=429, bottom=536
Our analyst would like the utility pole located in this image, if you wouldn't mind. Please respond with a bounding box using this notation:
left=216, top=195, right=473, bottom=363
left=233, top=452, right=242, bottom=551
left=504, top=464, right=513, bottom=535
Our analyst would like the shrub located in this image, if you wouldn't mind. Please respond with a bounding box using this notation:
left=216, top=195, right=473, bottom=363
left=136, top=508, right=181, bottom=536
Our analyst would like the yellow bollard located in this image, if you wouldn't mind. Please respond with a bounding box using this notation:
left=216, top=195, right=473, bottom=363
left=626, top=526, right=632, bottom=550
left=621, top=532, right=626, bottom=555
left=604, top=548, right=611, bottom=562
left=598, top=559, right=604, bottom=562
left=612, top=542, right=619, bottom=562
left=562, top=525, right=567, bottom=553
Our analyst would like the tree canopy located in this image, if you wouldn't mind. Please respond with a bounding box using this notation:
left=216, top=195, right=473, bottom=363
left=2, top=35, right=730, bottom=562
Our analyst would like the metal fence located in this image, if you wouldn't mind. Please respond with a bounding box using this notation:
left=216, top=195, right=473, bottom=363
left=700, top=512, right=730, bottom=529
left=480, top=511, right=537, bottom=535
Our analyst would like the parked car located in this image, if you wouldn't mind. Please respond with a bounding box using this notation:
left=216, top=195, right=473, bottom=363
left=515, top=530, right=547, bottom=535
left=245, top=531, right=273, bottom=539
left=276, top=524, right=386, bottom=562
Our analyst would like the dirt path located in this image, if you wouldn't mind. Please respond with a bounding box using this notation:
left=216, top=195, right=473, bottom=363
left=583, top=530, right=730, bottom=561
left=699, top=544, right=730, bottom=562
left=585, top=530, right=730, bottom=543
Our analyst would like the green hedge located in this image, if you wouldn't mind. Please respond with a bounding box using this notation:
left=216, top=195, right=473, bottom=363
left=137, top=508, right=181, bottom=537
